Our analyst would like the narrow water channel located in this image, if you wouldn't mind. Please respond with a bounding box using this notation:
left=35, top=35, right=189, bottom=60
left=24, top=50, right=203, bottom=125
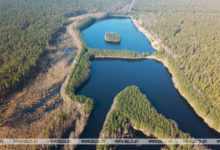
left=76, top=18, right=220, bottom=150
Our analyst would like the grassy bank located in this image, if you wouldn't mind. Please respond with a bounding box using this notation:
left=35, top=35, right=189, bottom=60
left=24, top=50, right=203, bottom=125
left=97, top=86, right=203, bottom=150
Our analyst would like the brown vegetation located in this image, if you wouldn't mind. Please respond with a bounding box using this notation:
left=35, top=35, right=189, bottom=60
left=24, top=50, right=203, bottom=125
left=0, top=15, right=78, bottom=150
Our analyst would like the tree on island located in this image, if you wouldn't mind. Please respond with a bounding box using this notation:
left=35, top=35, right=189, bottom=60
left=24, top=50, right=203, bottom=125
left=104, top=32, right=121, bottom=43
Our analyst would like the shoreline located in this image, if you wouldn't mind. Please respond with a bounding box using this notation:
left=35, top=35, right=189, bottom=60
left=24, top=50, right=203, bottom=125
left=48, top=15, right=92, bottom=150
left=98, top=97, right=117, bottom=139
left=58, top=14, right=219, bottom=149
left=98, top=87, right=205, bottom=150
left=130, top=16, right=220, bottom=133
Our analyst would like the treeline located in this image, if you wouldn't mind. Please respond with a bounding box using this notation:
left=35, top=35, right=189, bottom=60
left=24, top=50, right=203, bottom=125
left=132, top=0, right=220, bottom=14
left=98, top=86, right=197, bottom=150
left=65, top=38, right=94, bottom=112
left=140, top=13, right=220, bottom=129
left=0, top=0, right=79, bottom=94
left=0, top=0, right=131, bottom=95
left=154, top=50, right=220, bottom=130
left=43, top=19, right=96, bottom=141
left=131, top=0, right=220, bottom=131
left=147, top=13, right=220, bottom=107
left=88, top=49, right=149, bottom=59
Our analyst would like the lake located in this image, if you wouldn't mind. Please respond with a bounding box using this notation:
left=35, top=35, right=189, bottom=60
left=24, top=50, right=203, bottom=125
left=76, top=18, right=220, bottom=150
left=81, top=18, right=154, bottom=54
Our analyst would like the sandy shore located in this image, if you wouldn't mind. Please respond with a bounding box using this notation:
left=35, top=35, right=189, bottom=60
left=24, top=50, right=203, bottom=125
left=130, top=16, right=220, bottom=133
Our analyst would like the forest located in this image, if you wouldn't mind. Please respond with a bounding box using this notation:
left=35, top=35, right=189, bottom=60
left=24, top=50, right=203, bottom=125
left=130, top=0, right=220, bottom=131
left=0, top=0, right=219, bottom=137
left=146, top=13, right=220, bottom=107
left=132, top=0, right=220, bottom=13
left=1, top=0, right=219, bottom=110
left=98, top=86, right=200, bottom=150
left=154, top=50, right=220, bottom=129
left=0, top=0, right=131, bottom=95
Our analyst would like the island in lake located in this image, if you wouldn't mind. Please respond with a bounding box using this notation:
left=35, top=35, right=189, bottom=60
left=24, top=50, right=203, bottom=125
left=104, top=32, right=121, bottom=43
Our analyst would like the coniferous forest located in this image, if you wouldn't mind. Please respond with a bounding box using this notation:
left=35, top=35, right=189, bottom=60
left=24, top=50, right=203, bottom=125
left=0, top=0, right=130, bottom=94
left=1, top=0, right=219, bottom=108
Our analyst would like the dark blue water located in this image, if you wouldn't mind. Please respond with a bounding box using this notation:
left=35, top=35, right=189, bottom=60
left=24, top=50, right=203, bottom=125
left=79, top=60, right=219, bottom=138
left=76, top=18, right=220, bottom=150
left=77, top=60, right=219, bottom=149
left=81, top=18, right=154, bottom=54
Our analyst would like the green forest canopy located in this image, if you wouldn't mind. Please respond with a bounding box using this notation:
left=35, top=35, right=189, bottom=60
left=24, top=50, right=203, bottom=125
left=99, top=86, right=194, bottom=150
left=0, top=0, right=219, bottom=115
left=0, top=0, right=130, bottom=93
left=131, top=0, right=220, bottom=124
